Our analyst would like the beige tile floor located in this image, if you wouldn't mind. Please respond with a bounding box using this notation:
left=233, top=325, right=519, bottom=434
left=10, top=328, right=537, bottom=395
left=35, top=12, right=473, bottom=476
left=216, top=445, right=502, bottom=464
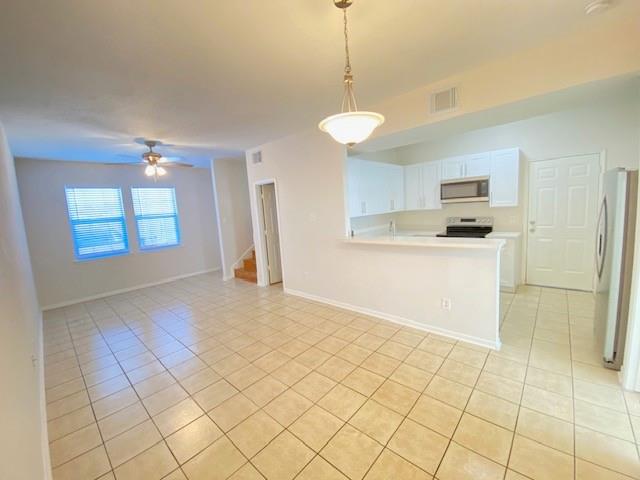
left=43, top=274, right=640, bottom=480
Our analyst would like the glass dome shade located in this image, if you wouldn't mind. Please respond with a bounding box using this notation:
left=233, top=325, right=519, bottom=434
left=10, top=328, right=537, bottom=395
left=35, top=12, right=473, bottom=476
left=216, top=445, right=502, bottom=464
left=318, top=111, right=385, bottom=147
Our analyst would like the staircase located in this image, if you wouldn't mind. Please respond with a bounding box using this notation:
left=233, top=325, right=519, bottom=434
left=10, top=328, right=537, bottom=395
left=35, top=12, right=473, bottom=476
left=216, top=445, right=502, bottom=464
left=234, top=250, right=257, bottom=283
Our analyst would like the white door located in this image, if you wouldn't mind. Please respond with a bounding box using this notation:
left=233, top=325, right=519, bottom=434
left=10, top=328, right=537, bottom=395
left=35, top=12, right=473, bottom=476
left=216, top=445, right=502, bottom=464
left=260, top=183, right=282, bottom=284
left=404, top=163, right=423, bottom=210
left=527, top=154, right=600, bottom=290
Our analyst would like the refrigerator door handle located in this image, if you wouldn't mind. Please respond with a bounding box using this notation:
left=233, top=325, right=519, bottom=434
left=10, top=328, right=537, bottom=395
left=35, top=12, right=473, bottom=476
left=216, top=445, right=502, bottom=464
left=596, top=197, right=608, bottom=280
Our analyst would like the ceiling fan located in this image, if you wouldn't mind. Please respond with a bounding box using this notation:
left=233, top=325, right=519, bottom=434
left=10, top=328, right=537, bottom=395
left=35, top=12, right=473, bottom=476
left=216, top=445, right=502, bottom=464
left=107, top=139, right=194, bottom=179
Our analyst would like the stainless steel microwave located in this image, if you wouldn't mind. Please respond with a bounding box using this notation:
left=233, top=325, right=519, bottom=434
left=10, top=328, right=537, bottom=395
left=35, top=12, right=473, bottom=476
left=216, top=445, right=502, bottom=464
left=440, top=176, right=490, bottom=203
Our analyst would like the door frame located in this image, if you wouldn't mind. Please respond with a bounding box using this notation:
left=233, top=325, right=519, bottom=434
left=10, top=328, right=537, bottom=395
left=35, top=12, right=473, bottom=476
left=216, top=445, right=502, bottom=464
left=253, top=178, right=285, bottom=287
left=524, top=150, right=606, bottom=291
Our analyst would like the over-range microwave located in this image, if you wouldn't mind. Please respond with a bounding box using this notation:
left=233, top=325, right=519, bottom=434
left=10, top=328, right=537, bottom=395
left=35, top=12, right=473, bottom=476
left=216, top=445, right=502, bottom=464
left=440, top=176, right=490, bottom=203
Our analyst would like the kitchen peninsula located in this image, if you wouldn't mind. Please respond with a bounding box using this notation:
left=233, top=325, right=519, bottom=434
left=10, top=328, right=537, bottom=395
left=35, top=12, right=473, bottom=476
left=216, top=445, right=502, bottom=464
left=342, top=230, right=505, bottom=350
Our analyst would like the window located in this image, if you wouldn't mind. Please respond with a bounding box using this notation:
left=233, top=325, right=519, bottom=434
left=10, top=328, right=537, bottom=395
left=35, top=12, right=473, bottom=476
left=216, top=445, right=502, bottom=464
left=131, top=187, right=181, bottom=250
left=65, top=188, right=129, bottom=260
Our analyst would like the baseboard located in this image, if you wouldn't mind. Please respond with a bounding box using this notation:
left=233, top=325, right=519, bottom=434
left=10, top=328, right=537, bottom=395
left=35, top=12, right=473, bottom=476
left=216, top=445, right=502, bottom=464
left=284, top=287, right=501, bottom=351
left=42, top=267, right=221, bottom=310
left=37, top=313, right=53, bottom=479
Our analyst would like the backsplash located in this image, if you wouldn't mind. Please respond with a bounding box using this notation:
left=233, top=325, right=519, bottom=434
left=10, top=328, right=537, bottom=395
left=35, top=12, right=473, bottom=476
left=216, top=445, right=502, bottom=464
left=350, top=202, right=523, bottom=234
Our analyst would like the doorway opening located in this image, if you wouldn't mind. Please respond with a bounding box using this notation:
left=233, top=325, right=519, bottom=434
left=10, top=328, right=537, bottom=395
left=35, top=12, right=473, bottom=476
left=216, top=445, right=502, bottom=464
left=256, top=182, right=283, bottom=285
left=526, top=153, right=601, bottom=291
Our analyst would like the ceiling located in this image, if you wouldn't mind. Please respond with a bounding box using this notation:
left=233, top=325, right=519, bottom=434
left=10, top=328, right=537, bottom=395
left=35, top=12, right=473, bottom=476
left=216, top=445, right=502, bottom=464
left=0, top=0, right=636, bottom=167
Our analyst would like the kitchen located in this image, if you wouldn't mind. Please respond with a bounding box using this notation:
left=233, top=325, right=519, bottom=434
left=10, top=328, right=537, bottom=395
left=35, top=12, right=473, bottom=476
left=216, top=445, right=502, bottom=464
left=344, top=79, right=639, bottom=369
left=347, top=146, right=523, bottom=293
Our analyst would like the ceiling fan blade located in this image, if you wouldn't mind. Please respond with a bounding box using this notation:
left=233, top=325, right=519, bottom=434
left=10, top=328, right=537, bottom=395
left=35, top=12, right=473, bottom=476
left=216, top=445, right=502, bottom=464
left=102, top=161, right=146, bottom=165
left=160, top=162, right=194, bottom=168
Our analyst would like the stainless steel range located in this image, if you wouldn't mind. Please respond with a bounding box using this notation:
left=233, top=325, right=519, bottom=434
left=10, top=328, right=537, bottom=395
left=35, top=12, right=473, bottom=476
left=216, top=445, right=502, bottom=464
left=436, top=217, right=493, bottom=238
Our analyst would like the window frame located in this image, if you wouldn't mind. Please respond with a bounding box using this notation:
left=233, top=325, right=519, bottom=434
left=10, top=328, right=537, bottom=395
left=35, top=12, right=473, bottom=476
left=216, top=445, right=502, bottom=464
left=64, top=186, right=130, bottom=262
left=130, top=186, right=182, bottom=252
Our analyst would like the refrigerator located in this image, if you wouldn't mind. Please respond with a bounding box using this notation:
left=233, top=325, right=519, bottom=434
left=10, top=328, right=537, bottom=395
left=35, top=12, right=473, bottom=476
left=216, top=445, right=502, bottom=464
left=595, top=168, right=638, bottom=370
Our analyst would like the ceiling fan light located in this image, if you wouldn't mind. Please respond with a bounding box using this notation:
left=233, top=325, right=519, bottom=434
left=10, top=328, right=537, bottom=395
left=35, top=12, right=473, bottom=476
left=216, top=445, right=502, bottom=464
left=156, top=166, right=167, bottom=176
left=145, top=165, right=156, bottom=176
left=319, top=111, right=385, bottom=146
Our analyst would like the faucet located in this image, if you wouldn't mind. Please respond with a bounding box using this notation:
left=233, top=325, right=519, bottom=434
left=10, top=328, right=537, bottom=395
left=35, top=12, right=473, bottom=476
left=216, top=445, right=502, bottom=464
left=389, top=220, right=396, bottom=237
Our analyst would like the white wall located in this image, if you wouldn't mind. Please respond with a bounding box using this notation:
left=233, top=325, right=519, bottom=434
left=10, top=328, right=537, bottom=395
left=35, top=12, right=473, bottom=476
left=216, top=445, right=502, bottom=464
left=0, top=126, right=50, bottom=479
left=367, top=14, right=639, bottom=143
left=246, top=129, right=502, bottom=348
left=351, top=85, right=640, bottom=233
left=211, top=157, right=253, bottom=280
left=15, top=158, right=222, bottom=308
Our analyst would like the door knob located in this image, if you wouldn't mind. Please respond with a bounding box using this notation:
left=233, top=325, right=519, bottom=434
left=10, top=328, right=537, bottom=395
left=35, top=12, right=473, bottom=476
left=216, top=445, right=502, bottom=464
left=529, top=221, right=536, bottom=225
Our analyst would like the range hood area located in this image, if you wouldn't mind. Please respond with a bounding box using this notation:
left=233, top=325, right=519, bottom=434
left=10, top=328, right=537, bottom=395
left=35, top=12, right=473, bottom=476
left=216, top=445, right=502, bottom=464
left=440, top=176, right=490, bottom=204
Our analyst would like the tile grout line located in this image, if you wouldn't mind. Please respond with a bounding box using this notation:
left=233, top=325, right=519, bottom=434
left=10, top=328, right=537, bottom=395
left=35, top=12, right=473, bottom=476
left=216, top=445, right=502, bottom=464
left=503, top=286, right=540, bottom=480
left=43, top=279, right=638, bottom=480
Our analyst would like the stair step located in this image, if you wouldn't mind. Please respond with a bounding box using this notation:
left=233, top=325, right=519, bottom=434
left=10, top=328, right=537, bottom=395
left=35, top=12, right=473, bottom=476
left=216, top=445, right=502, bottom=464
left=243, top=258, right=257, bottom=272
left=234, top=267, right=257, bottom=283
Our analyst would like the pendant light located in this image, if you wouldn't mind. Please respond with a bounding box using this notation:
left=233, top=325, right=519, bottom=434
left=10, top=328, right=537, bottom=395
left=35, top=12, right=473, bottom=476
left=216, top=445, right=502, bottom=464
left=319, top=0, right=384, bottom=147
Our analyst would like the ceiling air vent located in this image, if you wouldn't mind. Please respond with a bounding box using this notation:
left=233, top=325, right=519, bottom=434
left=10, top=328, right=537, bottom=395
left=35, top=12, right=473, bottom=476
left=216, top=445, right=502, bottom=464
left=252, top=151, right=262, bottom=164
left=429, top=87, right=458, bottom=115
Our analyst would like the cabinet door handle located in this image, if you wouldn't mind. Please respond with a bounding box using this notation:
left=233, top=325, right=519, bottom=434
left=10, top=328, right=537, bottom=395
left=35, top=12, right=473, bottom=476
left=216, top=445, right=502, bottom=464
left=361, top=201, right=366, bottom=214
left=390, top=199, right=394, bottom=211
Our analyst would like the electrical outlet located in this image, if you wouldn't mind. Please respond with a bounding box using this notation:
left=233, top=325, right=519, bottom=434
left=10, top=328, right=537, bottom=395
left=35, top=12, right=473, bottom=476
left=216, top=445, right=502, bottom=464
left=441, top=298, right=452, bottom=310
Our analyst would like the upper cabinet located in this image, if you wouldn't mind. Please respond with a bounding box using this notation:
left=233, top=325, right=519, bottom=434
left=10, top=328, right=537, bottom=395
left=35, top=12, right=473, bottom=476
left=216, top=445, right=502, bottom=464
left=404, top=161, right=442, bottom=211
left=465, top=152, right=492, bottom=177
left=441, top=152, right=491, bottom=180
left=489, top=148, right=520, bottom=207
left=347, top=148, right=520, bottom=217
left=441, top=157, right=466, bottom=180
left=347, top=157, right=404, bottom=217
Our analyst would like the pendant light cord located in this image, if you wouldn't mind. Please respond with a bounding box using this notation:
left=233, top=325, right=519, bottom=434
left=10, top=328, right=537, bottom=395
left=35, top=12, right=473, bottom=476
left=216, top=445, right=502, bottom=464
left=343, top=8, right=351, bottom=75
left=341, top=6, right=358, bottom=112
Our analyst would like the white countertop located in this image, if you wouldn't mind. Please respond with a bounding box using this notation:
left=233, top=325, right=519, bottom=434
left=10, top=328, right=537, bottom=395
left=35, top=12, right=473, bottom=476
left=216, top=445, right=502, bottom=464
left=345, top=233, right=505, bottom=250
left=486, top=231, right=522, bottom=239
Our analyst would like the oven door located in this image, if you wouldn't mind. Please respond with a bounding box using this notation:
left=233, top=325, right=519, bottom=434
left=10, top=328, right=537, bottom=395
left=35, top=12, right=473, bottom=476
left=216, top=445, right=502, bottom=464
left=440, top=177, right=490, bottom=203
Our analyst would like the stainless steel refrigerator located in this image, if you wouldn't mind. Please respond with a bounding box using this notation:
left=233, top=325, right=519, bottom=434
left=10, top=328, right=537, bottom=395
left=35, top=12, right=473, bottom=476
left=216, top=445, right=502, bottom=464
left=595, top=168, right=637, bottom=370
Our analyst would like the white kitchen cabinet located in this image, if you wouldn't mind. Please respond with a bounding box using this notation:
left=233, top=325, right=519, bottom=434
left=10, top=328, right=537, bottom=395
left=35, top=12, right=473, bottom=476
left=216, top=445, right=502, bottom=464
left=404, top=163, right=423, bottom=210
left=348, top=147, right=520, bottom=218
left=384, top=162, right=404, bottom=212
left=490, top=148, right=520, bottom=207
left=464, top=152, right=491, bottom=177
left=441, top=153, right=491, bottom=180
left=421, top=161, right=442, bottom=210
left=346, top=159, right=363, bottom=217
left=441, top=157, right=466, bottom=180
left=403, top=161, right=442, bottom=211
left=488, top=232, right=522, bottom=292
left=347, top=157, right=404, bottom=217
